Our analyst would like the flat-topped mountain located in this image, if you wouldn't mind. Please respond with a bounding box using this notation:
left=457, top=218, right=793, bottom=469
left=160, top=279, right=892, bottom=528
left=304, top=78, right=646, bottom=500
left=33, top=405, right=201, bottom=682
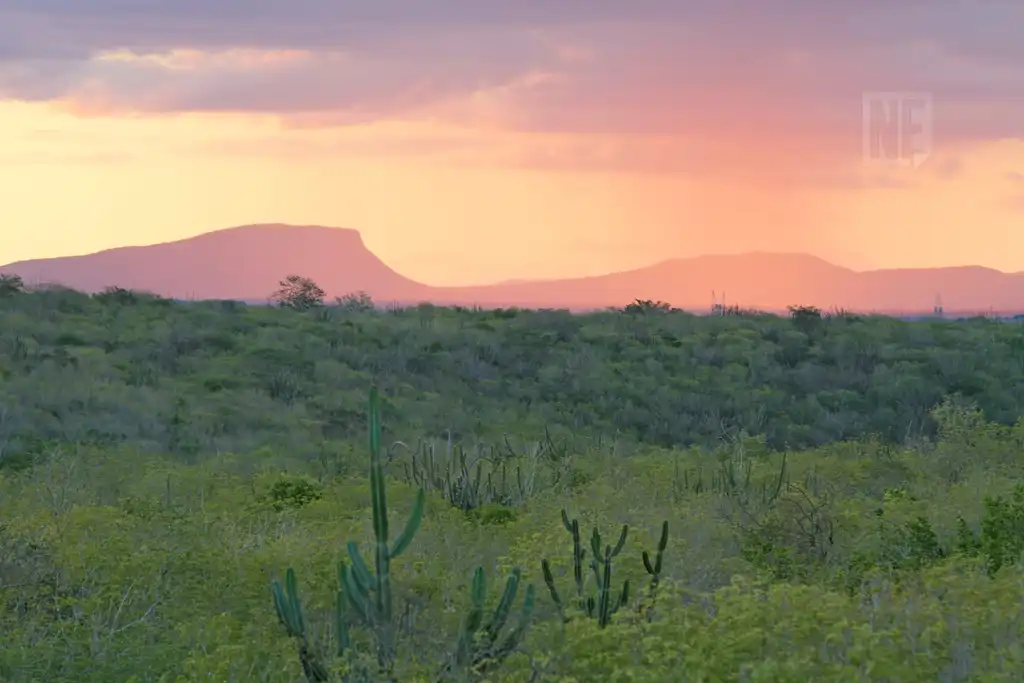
left=2, top=224, right=1023, bottom=313
left=1, top=224, right=431, bottom=302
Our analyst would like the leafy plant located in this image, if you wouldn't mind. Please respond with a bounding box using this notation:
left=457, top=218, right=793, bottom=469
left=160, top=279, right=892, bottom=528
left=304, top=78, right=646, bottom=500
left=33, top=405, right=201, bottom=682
left=266, top=476, right=324, bottom=512
left=956, top=485, right=1024, bottom=575
left=0, top=273, right=25, bottom=297
left=273, top=275, right=326, bottom=310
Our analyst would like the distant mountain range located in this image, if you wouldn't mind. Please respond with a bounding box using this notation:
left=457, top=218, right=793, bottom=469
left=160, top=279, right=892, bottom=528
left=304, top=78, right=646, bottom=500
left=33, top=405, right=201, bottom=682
left=3, top=224, right=1024, bottom=314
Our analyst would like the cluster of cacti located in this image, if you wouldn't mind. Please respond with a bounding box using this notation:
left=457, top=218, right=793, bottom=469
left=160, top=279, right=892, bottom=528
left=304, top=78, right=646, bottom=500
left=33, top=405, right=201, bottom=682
left=541, top=510, right=631, bottom=628
left=677, top=452, right=787, bottom=507
left=404, top=440, right=530, bottom=511
left=271, top=388, right=535, bottom=682
left=441, top=567, right=535, bottom=679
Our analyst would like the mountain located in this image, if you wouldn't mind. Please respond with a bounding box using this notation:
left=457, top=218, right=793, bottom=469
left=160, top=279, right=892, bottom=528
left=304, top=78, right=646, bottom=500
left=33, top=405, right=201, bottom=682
left=2, top=224, right=1023, bottom=314
left=0, top=224, right=432, bottom=303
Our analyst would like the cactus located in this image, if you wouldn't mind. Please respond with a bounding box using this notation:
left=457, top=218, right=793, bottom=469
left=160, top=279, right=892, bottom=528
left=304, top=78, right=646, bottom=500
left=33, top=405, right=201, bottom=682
left=270, top=387, right=425, bottom=681
left=541, top=509, right=630, bottom=628
left=337, top=386, right=425, bottom=673
left=405, top=440, right=529, bottom=511
left=271, top=567, right=330, bottom=682
left=642, top=521, right=669, bottom=605
left=441, top=566, right=536, bottom=680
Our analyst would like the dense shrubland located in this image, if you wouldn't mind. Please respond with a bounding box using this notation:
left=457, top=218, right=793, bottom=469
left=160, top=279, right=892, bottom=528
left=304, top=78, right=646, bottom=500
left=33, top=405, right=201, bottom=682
left=1, top=281, right=1024, bottom=681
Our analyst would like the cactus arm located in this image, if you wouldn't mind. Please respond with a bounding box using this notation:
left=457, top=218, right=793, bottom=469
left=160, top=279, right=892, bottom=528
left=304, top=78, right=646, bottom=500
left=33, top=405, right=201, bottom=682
left=597, top=553, right=612, bottom=627
left=642, top=551, right=655, bottom=575
left=642, top=521, right=669, bottom=596
left=611, top=525, right=629, bottom=557
left=590, top=528, right=602, bottom=559
left=335, top=590, right=351, bottom=655
left=339, top=565, right=372, bottom=622
left=486, top=582, right=535, bottom=667
left=274, top=567, right=306, bottom=636
left=369, top=387, right=389, bottom=544
left=571, top=520, right=585, bottom=598
left=346, top=541, right=375, bottom=589
left=540, top=559, right=563, bottom=611
left=390, top=489, right=425, bottom=558
left=500, top=582, right=535, bottom=648
left=482, top=569, right=519, bottom=643
left=560, top=508, right=573, bottom=532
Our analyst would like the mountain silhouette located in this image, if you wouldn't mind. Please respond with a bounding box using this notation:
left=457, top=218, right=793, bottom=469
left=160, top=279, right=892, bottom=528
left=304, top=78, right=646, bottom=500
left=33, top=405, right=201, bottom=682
left=2, top=224, right=1023, bottom=314
left=1, top=224, right=431, bottom=303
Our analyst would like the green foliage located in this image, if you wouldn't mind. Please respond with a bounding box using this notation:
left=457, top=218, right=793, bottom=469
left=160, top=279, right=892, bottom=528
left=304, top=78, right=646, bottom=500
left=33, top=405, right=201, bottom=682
left=5, top=288, right=1024, bottom=464
left=623, top=298, right=673, bottom=314
left=956, top=484, right=1024, bottom=575
left=335, top=291, right=375, bottom=313
left=265, top=475, right=325, bottom=512
left=788, top=304, right=823, bottom=335
left=93, top=286, right=160, bottom=306
left=5, top=291, right=1024, bottom=681
left=0, top=273, right=25, bottom=297
left=466, top=503, right=518, bottom=526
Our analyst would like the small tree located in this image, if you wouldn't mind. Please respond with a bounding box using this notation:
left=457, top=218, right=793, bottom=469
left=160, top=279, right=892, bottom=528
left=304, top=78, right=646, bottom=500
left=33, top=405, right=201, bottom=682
left=273, top=275, right=325, bottom=310
left=0, top=273, right=25, bottom=297
left=335, top=290, right=375, bottom=313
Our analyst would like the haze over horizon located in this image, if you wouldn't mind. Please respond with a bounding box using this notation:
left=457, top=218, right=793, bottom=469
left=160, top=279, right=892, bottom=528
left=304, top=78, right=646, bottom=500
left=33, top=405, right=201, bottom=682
left=2, top=2, right=1023, bottom=285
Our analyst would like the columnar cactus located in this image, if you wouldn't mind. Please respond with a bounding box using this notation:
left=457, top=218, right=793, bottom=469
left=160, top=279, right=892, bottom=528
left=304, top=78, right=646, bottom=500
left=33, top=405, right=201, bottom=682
left=271, top=387, right=425, bottom=681
left=642, top=520, right=669, bottom=596
left=336, top=386, right=425, bottom=672
left=541, top=509, right=630, bottom=628
left=445, top=566, right=536, bottom=678
left=271, top=567, right=330, bottom=682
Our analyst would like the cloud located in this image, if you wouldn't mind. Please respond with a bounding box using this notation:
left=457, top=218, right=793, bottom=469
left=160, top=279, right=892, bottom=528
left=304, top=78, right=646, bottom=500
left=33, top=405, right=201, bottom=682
left=1, top=0, right=1023, bottom=184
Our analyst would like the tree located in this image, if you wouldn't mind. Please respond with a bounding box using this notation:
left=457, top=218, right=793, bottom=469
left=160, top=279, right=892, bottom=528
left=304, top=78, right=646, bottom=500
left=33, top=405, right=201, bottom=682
left=0, top=273, right=25, bottom=297
left=272, top=275, right=325, bottom=310
left=335, top=290, right=375, bottom=313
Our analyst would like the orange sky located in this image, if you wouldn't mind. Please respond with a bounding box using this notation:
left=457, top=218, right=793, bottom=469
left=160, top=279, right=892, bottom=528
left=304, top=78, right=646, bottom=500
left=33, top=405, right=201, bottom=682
left=1, top=5, right=1023, bottom=285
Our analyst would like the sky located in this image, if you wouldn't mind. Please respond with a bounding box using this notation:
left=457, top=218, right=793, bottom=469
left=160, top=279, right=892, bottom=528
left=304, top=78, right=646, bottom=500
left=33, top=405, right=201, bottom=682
left=1, top=1, right=1023, bottom=285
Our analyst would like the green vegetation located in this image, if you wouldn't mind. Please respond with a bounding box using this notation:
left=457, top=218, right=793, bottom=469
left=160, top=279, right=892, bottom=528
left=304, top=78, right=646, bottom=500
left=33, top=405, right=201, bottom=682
left=2, top=285, right=1024, bottom=681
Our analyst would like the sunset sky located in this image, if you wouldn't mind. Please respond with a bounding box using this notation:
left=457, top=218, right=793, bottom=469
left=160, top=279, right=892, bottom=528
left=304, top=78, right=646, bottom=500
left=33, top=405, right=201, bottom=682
left=2, top=2, right=1023, bottom=286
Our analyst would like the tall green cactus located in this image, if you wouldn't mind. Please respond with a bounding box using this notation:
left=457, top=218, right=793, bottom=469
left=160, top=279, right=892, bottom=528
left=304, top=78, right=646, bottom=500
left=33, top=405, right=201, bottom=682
left=271, top=387, right=425, bottom=681
left=337, top=386, right=425, bottom=673
left=442, top=566, right=535, bottom=679
left=541, top=509, right=630, bottom=628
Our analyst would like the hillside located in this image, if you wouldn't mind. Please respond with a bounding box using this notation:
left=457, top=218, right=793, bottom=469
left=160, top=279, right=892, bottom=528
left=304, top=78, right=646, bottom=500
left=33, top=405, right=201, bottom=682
left=3, top=224, right=1024, bottom=312
left=2, top=288, right=1023, bottom=462
left=3, top=289, right=1024, bottom=681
